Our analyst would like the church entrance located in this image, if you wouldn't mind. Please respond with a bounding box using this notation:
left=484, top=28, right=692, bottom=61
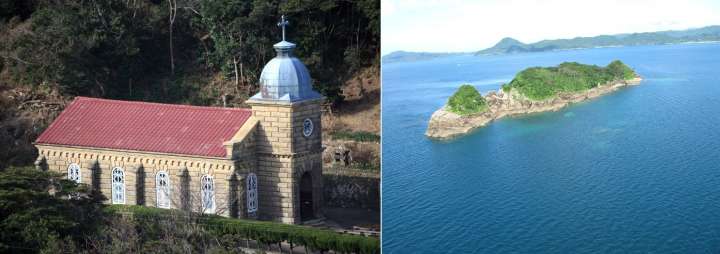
left=299, top=172, right=314, bottom=221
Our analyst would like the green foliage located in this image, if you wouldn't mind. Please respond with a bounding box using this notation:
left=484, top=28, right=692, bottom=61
left=193, top=0, right=379, bottom=104
left=106, top=205, right=380, bottom=254
left=607, top=60, right=636, bottom=80
left=195, top=0, right=271, bottom=91
left=330, top=131, right=380, bottom=142
left=505, top=60, right=637, bottom=100
left=2, top=0, right=379, bottom=104
left=447, top=84, right=487, bottom=115
left=279, top=0, right=379, bottom=103
left=5, top=0, right=198, bottom=101
left=501, top=83, right=511, bottom=92
left=0, top=167, right=104, bottom=253
left=347, top=161, right=381, bottom=171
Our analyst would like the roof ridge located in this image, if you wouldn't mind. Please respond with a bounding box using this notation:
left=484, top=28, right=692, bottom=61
left=73, top=96, right=251, bottom=112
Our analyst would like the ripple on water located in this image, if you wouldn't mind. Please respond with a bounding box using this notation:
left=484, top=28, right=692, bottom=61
left=383, top=43, right=720, bottom=253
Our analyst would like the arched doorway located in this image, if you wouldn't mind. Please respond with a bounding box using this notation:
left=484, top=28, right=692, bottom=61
left=299, top=172, right=314, bottom=221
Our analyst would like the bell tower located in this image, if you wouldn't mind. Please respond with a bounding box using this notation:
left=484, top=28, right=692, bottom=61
left=247, top=15, right=324, bottom=224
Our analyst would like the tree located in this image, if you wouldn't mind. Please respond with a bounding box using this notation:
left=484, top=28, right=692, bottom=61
left=195, top=0, right=280, bottom=104
left=1, top=0, right=379, bottom=104
left=167, top=0, right=177, bottom=76
left=448, top=84, right=487, bottom=115
left=0, top=167, right=105, bottom=253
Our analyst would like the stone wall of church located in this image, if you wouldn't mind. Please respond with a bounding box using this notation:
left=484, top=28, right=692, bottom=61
left=255, top=154, right=295, bottom=223
left=251, top=99, right=323, bottom=155
left=35, top=145, right=250, bottom=218
left=290, top=102, right=323, bottom=154
left=292, top=153, right=324, bottom=222
left=249, top=99, right=324, bottom=224
left=254, top=152, right=323, bottom=224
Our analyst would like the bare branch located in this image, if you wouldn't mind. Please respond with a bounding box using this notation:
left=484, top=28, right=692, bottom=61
left=0, top=54, right=33, bottom=65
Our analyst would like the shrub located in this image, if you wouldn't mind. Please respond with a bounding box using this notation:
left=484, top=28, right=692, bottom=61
left=447, top=84, right=487, bottom=115
left=0, top=167, right=105, bottom=253
left=105, top=205, right=380, bottom=254
left=330, top=131, right=381, bottom=142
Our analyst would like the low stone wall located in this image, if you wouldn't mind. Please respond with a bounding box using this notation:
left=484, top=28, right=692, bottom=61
left=323, top=167, right=379, bottom=210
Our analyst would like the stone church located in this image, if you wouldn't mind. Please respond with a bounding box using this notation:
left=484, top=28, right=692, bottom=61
left=34, top=17, right=323, bottom=224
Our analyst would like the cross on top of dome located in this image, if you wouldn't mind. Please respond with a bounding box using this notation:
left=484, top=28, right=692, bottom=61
left=248, top=15, right=323, bottom=103
left=273, top=15, right=296, bottom=52
left=278, top=15, right=289, bottom=41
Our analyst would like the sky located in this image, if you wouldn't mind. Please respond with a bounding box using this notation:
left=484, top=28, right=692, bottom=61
left=381, top=0, right=720, bottom=55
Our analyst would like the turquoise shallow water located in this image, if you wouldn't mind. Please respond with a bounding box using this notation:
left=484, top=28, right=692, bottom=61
left=381, top=43, right=720, bottom=253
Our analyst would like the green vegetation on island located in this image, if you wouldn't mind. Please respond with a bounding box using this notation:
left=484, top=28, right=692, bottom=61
left=428, top=61, right=640, bottom=138
left=447, top=84, right=487, bottom=115
left=501, top=60, right=637, bottom=100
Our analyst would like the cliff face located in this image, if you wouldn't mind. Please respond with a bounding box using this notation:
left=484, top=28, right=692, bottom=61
left=426, top=77, right=642, bottom=139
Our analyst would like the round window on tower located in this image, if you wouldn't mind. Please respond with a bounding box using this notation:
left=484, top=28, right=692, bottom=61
left=303, top=118, right=314, bottom=137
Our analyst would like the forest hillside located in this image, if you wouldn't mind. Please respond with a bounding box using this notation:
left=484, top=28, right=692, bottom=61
left=0, top=0, right=379, bottom=169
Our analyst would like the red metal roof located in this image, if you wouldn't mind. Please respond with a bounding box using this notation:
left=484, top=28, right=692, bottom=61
left=36, top=97, right=252, bottom=158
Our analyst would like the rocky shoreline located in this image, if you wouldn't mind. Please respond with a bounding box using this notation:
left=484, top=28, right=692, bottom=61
left=425, top=77, right=643, bottom=139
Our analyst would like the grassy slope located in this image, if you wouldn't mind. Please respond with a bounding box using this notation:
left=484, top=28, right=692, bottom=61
left=322, top=64, right=380, bottom=171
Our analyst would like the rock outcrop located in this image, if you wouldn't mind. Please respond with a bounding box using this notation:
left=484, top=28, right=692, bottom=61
left=426, top=77, right=642, bottom=139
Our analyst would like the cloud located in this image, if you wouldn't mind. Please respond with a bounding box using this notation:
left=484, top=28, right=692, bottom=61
left=381, top=0, right=720, bottom=55
left=381, top=0, right=396, bottom=17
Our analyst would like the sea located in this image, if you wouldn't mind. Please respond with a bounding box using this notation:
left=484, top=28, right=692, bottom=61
left=381, top=43, right=720, bottom=253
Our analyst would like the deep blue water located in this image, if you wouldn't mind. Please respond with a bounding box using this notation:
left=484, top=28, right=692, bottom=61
left=382, top=43, right=720, bottom=253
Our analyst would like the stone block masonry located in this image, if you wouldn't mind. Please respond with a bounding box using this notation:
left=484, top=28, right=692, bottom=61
left=249, top=98, right=324, bottom=224
left=35, top=145, right=251, bottom=218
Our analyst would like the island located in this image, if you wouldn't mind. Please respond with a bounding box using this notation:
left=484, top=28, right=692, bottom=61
left=426, top=60, right=642, bottom=139
left=382, top=25, right=720, bottom=63
left=476, top=26, right=720, bottom=55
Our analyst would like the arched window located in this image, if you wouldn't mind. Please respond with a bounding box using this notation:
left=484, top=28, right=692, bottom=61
left=201, top=175, right=215, bottom=214
left=111, top=167, right=126, bottom=204
left=156, top=171, right=171, bottom=208
left=247, top=173, right=258, bottom=214
left=67, top=163, right=81, bottom=183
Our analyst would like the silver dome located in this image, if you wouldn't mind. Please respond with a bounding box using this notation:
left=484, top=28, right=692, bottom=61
left=250, top=40, right=322, bottom=102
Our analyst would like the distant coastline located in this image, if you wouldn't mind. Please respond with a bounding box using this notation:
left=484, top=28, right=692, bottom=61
left=383, top=25, right=720, bottom=63
left=381, top=51, right=470, bottom=63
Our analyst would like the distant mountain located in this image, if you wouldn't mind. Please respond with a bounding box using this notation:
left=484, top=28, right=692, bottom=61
left=383, top=26, right=720, bottom=63
left=478, top=37, right=532, bottom=54
left=476, top=26, right=720, bottom=55
left=381, top=51, right=469, bottom=63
